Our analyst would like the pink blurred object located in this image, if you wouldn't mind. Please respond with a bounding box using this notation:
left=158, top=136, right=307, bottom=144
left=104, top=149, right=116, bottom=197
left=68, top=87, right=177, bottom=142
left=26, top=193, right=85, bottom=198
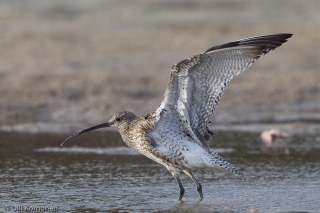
left=260, top=129, right=288, bottom=144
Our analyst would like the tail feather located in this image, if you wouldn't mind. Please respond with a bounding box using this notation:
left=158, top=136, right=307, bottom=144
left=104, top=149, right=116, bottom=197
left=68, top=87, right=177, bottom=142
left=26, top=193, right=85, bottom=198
left=205, top=151, right=245, bottom=177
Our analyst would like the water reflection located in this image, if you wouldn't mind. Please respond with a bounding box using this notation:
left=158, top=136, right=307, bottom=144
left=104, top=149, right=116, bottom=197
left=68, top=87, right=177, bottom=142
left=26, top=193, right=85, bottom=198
left=0, top=131, right=320, bottom=212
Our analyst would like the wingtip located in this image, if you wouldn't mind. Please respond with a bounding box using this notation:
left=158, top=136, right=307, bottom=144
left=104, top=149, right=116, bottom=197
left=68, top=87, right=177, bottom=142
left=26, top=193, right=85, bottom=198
left=204, top=33, right=293, bottom=54
left=281, top=33, right=293, bottom=37
left=273, top=33, right=293, bottom=41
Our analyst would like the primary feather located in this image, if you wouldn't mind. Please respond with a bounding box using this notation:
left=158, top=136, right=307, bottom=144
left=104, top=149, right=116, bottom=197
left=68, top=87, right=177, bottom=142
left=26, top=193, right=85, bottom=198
left=62, top=33, right=292, bottom=200
left=153, top=33, right=292, bottom=150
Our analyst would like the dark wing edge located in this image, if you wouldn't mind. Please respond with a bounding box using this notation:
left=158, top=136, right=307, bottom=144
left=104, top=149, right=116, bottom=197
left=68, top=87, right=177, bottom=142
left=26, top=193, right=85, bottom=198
left=204, top=33, right=293, bottom=54
left=153, top=33, right=293, bottom=149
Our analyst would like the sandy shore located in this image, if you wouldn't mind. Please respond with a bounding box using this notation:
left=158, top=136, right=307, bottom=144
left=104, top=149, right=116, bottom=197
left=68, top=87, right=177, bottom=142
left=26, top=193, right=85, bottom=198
left=0, top=0, right=319, bottom=134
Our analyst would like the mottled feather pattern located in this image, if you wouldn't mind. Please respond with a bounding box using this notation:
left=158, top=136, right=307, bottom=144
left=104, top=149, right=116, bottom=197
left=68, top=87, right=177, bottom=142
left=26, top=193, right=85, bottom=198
left=62, top=34, right=292, bottom=200
left=149, top=110, right=192, bottom=168
left=155, top=34, right=292, bottom=149
left=120, top=115, right=178, bottom=168
left=127, top=34, right=291, bottom=199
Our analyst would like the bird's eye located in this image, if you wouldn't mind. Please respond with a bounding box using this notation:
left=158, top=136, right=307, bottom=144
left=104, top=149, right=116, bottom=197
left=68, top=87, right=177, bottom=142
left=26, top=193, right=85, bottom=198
left=115, top=117, right=121, bottom=121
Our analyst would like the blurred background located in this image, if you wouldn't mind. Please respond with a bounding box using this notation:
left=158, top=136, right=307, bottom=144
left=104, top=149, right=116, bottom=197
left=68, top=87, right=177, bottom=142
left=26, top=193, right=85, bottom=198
left=1, top=1, right=320, bottom=212
left=0, top=0, right=319, bottom=134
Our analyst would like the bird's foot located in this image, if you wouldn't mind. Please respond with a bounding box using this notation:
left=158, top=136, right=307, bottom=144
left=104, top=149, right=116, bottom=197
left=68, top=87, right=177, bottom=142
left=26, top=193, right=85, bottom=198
left=197, top=184, right=203, bottom=200
left=178, top=188, right=185, bottom=201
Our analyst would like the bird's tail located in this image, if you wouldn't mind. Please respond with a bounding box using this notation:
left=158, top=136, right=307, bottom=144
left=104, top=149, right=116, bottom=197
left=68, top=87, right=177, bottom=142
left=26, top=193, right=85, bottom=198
left=203, top=150, right=245, bottom=177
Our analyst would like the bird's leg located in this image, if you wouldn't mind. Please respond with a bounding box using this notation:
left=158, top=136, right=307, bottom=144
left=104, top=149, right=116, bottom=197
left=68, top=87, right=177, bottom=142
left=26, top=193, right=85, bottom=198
left=183, top=170, right=203, bottom=200
left=172, top=174, right=185, bottom=201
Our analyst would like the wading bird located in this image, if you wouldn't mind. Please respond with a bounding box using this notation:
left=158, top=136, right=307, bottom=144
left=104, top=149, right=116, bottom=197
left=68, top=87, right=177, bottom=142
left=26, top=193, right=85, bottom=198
left=61, top=34, right=292, bottom=200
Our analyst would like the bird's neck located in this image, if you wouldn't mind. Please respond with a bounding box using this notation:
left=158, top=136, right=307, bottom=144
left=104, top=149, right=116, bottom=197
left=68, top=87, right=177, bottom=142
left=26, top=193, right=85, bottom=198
left=117, top=115, right=154, bottom=147
left=117, top=116, right=138, bottom=136
left=118, top=122, right=131, bottom=135
left=117, top=119, right=137, bottom=148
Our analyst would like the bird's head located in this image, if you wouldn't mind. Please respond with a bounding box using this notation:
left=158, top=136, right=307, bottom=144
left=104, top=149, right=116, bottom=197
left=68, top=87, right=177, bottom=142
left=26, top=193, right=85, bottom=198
left=60, top=111, right=136, bottom=146
left=108, top=111, right=137, bottom=128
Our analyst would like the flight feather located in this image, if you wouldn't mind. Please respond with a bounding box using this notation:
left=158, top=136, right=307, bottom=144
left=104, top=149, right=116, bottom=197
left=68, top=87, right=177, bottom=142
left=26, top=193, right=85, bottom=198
left=153, top=33, right=292, bottom=149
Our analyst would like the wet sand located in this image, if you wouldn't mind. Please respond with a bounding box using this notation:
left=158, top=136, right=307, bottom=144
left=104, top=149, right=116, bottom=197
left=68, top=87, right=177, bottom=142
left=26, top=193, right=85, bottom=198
left=0, top=0, right=320, bottom=133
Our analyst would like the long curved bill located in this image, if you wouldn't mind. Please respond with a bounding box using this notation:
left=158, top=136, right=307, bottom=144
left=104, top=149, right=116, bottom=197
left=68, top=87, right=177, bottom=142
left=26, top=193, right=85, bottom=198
left=60, top=122, right=110, bottom=146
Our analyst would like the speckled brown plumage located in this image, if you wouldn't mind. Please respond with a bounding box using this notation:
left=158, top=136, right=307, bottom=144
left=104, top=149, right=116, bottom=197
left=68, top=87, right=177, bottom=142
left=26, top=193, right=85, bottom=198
left=61, top=33, right=292, bottom=201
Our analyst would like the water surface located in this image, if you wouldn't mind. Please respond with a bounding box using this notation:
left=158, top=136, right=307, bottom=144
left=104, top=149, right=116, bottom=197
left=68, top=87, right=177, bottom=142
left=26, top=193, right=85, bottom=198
left=1, top=131, right=320, bottom=212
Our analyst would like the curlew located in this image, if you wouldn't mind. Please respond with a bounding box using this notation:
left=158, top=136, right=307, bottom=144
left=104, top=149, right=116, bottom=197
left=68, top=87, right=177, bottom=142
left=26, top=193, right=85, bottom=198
left=61, top=33, right=292, bottom=200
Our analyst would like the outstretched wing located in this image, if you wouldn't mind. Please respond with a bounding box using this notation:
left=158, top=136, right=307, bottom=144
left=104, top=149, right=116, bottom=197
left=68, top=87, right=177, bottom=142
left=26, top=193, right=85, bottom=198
left=152, top=34, right=292, bottom=150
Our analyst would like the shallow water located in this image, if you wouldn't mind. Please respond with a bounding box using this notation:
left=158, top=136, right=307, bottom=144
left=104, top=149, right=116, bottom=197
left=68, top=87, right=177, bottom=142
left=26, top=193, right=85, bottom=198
left=1, top=131, right=320, bottom=212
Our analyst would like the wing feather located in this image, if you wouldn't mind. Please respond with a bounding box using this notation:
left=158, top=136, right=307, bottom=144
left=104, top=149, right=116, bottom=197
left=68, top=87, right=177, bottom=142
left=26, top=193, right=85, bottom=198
left=153, top=33, right=292, bottom=149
